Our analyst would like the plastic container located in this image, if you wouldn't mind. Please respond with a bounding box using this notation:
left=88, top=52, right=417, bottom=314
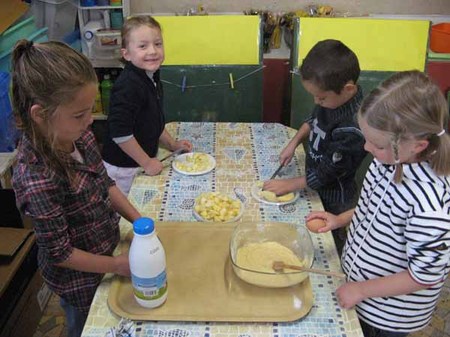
left=0, top=27, right=48, bottom=72
left=91, top=29, right=121, bottom=59
left=80, top=0, right=96, bottom=6
left=110, top=10, right=124, bottom=30
left=0, top=72, right=18, bottom=152
left=81, top=20, right=104, bottom=58
left=31, top=0, right=77, bottom=41
left=63, top=29, right=81, bottom=52
left=0, top=17, right=37, bottom=52
left=129, top=217, right=168, bottom=308
left=94, top=29, right=121, bottom=48
left=100, top=74, right=113, bottom=115
left=430, top=23, right=450, bottom=53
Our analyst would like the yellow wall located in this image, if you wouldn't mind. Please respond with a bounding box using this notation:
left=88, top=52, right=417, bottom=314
left=156, top=16, right=261, bottom=65
left=297, top=18, right=430, bottom=71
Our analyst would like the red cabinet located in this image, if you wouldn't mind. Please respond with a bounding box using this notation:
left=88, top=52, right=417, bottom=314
left=427, top=61, right=450, bottom=94
left=427, top=60, right=450, bottom=129
left=263, top=58, right=291, bottom=124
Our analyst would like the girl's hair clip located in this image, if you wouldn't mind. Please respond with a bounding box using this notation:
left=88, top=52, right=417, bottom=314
left=437, top=129, right=445, bottom=137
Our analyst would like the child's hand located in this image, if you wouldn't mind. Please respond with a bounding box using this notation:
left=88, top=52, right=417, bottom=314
left=336, top=281, right=365, bottom=309
left=113, top=252, right=131, bottom=277
left=306, top=211, right=339, bottom=233
left=143, top=158, right=163, bottom=176
left=263, top=179, right=296, bottom=195
left=173, top=140, right=193, bottom=152
left=280, top=143, right=297, bottom=166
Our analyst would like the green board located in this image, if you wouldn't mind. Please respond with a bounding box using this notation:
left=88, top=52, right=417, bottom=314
left=161, top=65, right=263, bottom=123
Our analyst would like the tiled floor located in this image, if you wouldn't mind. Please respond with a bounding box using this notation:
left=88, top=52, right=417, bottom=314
left=33, top=294, right=67, bottom=337
left=33, top=277, right=450, bottom=337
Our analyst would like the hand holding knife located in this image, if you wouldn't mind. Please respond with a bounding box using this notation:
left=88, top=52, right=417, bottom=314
left=160, top=148, right=187, bottom=162
left=269, top=163, right=284, bottom=180
left=262, top=164, right=284, bottom=191
left=138, top=148, right=187, bottom=175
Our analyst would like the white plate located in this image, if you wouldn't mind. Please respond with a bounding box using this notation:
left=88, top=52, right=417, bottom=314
left=251, top=183, right=299, bottom=206
left=172, top=152, right=216, bottom=176
left=193, top=193, right=243, bottom=223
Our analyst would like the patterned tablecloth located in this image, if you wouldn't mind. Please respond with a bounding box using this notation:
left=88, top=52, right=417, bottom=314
left=81, top=122, right=363, bottom=337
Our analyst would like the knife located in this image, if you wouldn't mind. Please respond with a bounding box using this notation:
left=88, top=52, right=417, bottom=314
left=160, top=148, right=186, bottom=162
left=269, top=163, right=284, bottom=180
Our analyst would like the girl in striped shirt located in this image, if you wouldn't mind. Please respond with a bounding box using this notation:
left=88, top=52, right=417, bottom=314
left=307, top=70, right=450, bottom=337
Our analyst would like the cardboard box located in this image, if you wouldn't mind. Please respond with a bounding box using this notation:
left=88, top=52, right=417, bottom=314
left=0, top=271, right=51, bottom=337
left=0, top=0, right=29, bottom=35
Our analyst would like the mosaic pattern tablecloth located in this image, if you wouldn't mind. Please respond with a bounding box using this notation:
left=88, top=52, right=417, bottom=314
left=82, top=122, right=363, bottom=337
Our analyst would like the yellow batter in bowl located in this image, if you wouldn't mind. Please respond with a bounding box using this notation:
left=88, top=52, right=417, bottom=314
left=234, top=241, right=308, bottom=287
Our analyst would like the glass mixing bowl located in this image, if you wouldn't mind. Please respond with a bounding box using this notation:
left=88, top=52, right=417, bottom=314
left=229, top=222, right=314, bottom=288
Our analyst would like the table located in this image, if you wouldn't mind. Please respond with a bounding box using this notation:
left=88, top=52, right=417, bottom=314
left=81, top=122, right=363, bottom=337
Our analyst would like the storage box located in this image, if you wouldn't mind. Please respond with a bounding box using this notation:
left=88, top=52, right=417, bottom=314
left=63, top=29, right=81, bottom=52
left=0, top=17, right=37, bottom=52
left=0, top=229, right=51, bottom=337
left=92, top=30, right=121, bottom=59
left=0, top=271, right=51, bottom=337
left=0, top=27, right=48, bottom=72
left=430, top=23, right=450, bottom=53
left=0, top=0, right=29, bottom=35
left=95, top=29, right=121, bottom=47
left=0, top=72, right=16, bottom=152
left=31, top=0, right=77, bottom=41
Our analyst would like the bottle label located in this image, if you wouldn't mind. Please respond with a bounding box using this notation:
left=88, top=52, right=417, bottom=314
left=131, top=270, right=167, bottom=300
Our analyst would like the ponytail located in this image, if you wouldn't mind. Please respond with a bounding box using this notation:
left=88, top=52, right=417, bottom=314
left=429, top=132, right=450, bottom=176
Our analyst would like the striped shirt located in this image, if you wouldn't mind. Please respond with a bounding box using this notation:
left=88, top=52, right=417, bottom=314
left=342, top=159, right=450, bottom=332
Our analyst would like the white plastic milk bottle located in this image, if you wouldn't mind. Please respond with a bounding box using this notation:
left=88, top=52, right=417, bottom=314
left=129, top=217, right=168, bottom=308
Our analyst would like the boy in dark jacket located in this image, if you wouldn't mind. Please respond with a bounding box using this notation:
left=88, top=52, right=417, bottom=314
left=264, top=39, right=367, bottom=253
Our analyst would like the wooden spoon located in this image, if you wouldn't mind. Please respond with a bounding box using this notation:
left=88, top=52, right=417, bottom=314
left=272, top=261, right=346, bottom=278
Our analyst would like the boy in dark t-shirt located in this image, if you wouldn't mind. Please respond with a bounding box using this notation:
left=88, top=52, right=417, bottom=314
left=264, top=39, right=367, bottom=253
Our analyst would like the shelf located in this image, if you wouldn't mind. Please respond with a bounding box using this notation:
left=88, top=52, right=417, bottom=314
left=90, top=58, right=123, bottom=68
left=428, top=50, right=450, bottom=61
left=263, top=30, right=291, bottom=60
left=77, top=0, right=129, bottom=62
left=92, top=113, right=108, bottom=120
left=79, top=5, right=123, bottom=9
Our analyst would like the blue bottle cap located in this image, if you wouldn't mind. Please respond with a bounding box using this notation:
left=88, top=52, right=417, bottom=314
left=133, top=217, right=155, bottom=235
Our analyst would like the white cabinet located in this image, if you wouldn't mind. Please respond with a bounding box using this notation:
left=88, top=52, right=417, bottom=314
left=77, top=0, right=129, bottom=67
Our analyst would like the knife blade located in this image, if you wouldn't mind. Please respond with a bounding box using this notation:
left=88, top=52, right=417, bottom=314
left=160, top=148, right=186, bottom=162
left=269, top=164, right=284, bottom=180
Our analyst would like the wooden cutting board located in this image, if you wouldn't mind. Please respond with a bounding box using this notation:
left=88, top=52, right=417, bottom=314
left=108, top=222, right=313, bottom=322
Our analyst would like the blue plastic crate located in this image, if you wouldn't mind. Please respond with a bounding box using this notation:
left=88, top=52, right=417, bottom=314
left=0, top=72, right=18, bottom=152
left=63, top=29, right=81, bottom=52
